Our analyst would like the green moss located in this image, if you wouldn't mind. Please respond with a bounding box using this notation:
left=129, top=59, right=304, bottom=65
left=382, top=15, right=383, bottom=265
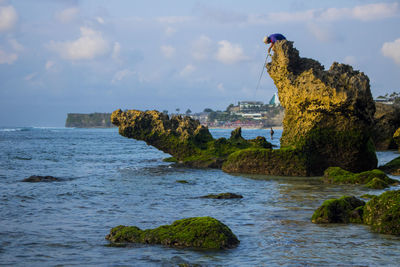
left=296, top=128, right=377, bottom=175
left=365, top=178, right=388, bottom=189
left=379, top=156, right=400, bottom=175
left=222, top=147, right=308, bottom=176
left=163, top=157, right=177, bottom=162
left=105, top=217, right=239, bottom=249
left=363, top=190, right=400, bottom=235
left=311, top=196, right=365, bottom=224
left=360, top=194, right=376, bottom=199
left=323, top=167, right=397, bottom=188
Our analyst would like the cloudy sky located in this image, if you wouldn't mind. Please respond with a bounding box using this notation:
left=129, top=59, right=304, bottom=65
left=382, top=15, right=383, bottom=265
left=1, top=0, right=400, bottom=126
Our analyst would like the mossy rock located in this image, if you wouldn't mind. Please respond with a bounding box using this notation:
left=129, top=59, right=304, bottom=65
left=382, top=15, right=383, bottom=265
left=222, top=147, right=308, bottom=176
left=200, top=193, right=243, bottom=199
left=379, top=156, right=400, bottom=176
left=176, top=180, right=189, bottom=184
left=323, top=167, right=397, bottom=188
left=106, top=217, right=239, bottom=249
left=363, top=190, right=400, bottom=235
left=311, top=196, right=365, bottom=224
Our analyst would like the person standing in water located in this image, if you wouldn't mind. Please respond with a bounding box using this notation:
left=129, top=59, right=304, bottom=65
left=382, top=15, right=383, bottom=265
left=270, top=127, right=274, bottom=140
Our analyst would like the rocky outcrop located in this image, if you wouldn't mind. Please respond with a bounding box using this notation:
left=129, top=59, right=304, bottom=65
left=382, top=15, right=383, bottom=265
left=311, top=196, right=365, bottom=224
left=312, top=190, right=400, bottom=236
left=323, top=167, right=398, bottom=189
left=111, top=109, right=271, bottom=168
left=65, top=113, right=114, bottom=128
left=263, top=40, right=377, bottom=175
left=105, top=217, right=239, bottom=249
left=373, top=103, right=400, bottom=150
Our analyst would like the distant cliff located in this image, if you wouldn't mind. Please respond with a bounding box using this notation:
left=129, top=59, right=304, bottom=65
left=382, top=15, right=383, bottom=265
left=65, top=113, right=114, bottom=128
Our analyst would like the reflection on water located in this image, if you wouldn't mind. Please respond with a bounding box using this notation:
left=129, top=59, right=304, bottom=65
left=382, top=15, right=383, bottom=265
left=0, top=128, right=399, bottom=266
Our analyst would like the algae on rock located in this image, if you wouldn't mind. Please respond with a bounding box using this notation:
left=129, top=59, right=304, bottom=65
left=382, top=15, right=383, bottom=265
left=111, top=109, right=271, bottom=168
left=312, top=190, right=400, bottom=236
left=323, top=167, right=397, bottom=189
left=265, top=40, right=377, bottom=175
left=105, top=217, right=240, bottom=249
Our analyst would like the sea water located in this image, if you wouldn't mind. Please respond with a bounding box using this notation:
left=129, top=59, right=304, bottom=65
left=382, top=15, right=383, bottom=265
left=0, top=127, right=399, bottom=266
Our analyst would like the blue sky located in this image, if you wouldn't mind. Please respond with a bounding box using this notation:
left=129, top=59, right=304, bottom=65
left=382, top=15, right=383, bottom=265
left=0, top=0, right=400, bottom=126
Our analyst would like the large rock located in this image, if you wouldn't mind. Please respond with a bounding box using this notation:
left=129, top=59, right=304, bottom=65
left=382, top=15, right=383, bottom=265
left=265, top=40, right=377, bottom=174
left=111, top=110, right=271, bottom=168
left=379, top=156, right=400, bottom=176
left=363, top=190, right=400, bottom=235
left=105, top=217, right=239, bottom=249
left=312, top=190, right=400, bottom=236
left=373, top=103, right=400, bottom=150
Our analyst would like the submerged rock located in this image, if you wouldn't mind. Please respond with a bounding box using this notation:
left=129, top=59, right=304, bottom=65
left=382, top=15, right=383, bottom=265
left=323, top=167, right=397, bottom=189
left=266, top=40, right=377, bottom=175
left=311, top=196, right=365, bottom=224
left=200, top=193, right=243, bottom=199
left=373, top=104, right=400, bottom=150
left=105, top=217, right=239, bottom=249
left=379, top=156, right=400, bottom=175
left=363, top=190, right=400, bottom=235
left=312, top=190, right=400, bottom=236
left=22, top=175, right=61, bottom=182
left=111, top=109, right=271, bottom=168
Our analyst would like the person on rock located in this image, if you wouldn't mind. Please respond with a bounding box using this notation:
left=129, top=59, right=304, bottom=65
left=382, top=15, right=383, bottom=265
left=264, top=33, right=286, bottom=54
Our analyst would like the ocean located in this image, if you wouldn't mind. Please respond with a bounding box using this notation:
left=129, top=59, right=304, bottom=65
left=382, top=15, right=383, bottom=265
left=0, top=127, right=399, bottom=266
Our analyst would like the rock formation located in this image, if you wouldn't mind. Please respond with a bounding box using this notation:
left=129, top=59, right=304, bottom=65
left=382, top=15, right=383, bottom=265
left=312, top=190, right=400, bottom=236
left=379, top=156, right=400, bottom=175
left=111, top=109, right=271, bottom=168
left=106, top=217, right=239, bottom=249
left=323, top=167, right=397, bottom=189
left=373, top=103, right=400, bottom=150
left=112, top=40, right=378, bottom=176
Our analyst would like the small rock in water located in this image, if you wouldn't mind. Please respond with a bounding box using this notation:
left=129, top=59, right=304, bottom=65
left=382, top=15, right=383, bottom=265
left=176, top=180, right=189, bottom=184
left=22, top=175, right=61, bottom=182
left=200, top=193, right=243, bottom=199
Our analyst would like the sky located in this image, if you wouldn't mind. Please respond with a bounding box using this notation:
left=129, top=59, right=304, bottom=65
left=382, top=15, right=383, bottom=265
left=0, top=0, right=400, bottom=126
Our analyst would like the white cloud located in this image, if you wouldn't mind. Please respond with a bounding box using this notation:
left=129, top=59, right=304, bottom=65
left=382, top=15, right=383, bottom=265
left=343, top=56, right=356, bottom=65
left=179, top=64, right=196, bottom=76
left=165, top=26, right=176, bottom=37
left=249, top=2, right=399, bottom=24
left=111, top=69, right=136, bottom=84
left=0, top=48, right=17, bottom=64
left=112, top=42, right=121, bottom=62
left=160, top=45, right=175, bottom=59
left=192, top=35, right=213, bottom=61
left=45, top=60, right=55, bottom=70
left=307, top=24, right=335, bottom=42
left=382, top=38, right=400, bottom=65
left=216, top=40, right=248, bottom=64
left=8, top=38, right=23, bottom=52
left=96, top=17, right=105, bottom=24
left=24, top=72, right=37, bottom=81
left=56, top=7, right=79, bottom=23
left=47, top=27, right=109, bottom=60
left=217, top=83, right=225, bottom=92
left=157, top=16, right=193, bottom=24
left=0, top=5, right=17, bottom=32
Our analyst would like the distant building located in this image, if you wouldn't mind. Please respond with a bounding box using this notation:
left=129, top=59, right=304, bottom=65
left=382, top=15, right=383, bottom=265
left=375, top=96, right=394, bottom=105
left=239, top=101, right=264, bottom=111
left=269, top=93, right=280, bottom=106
